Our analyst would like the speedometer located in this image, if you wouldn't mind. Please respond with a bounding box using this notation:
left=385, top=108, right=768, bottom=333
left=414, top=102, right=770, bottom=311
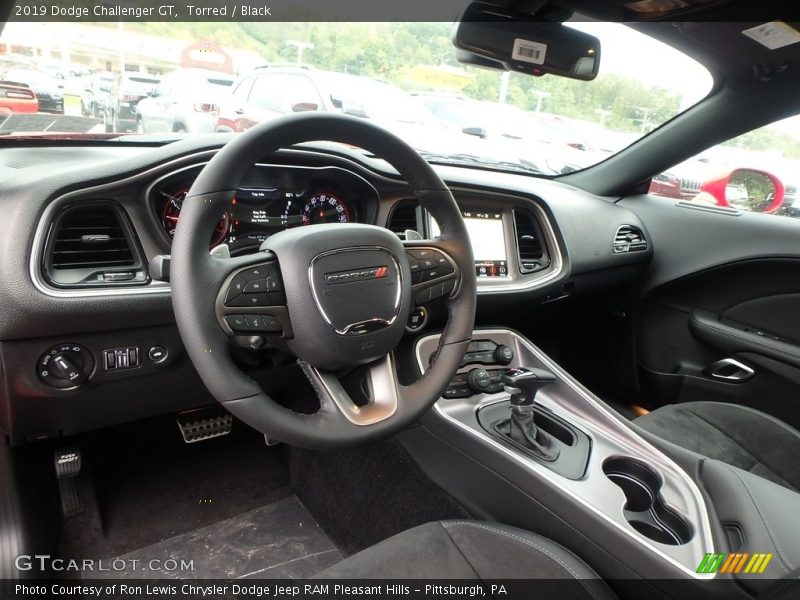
left=301, top=192, right=351, bottom=226
left=160, top=187, right=230, bottom=247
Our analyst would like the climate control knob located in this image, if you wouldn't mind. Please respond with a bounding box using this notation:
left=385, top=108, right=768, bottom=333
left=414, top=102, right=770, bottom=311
left=38, top=343, right=94, bottom=389
left=494, top=344, right=514, bottom=365
left=467, top=368, right=492, bottom=393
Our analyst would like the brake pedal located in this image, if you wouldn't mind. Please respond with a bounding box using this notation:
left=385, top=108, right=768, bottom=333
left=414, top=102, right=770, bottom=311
left=176, top=407, right=233, bottom=443
left=54, top=447, right=83, bottom=517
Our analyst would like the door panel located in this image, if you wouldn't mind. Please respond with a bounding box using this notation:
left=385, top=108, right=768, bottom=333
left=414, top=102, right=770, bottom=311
left=619, top=197, right=800, bottom=428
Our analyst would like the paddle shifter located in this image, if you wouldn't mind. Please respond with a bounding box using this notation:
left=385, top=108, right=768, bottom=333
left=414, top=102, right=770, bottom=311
left=499, top=367, right=559, bottom=461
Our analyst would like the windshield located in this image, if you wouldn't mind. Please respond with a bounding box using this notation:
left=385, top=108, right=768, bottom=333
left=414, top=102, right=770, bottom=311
left=324, top=75, right=437, bottom=125
left=0, top=21, right=712, bottom=175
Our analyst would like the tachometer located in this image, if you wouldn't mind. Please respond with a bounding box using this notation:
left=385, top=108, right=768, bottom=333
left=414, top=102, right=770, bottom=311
left=160, top=187, right=230, bottom=247
left=301, top=192, right=351, bottom=226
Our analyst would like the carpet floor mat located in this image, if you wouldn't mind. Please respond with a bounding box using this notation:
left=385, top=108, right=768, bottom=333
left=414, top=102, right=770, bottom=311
left=93, top=495, right=342, bottom=579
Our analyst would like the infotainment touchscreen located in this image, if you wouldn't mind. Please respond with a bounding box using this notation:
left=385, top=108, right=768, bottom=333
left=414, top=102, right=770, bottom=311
left=431, top=211, right=508, bottom=277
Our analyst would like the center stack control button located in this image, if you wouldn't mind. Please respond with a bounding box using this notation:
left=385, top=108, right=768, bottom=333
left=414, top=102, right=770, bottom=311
left=467, top=368, right=492, bottom=393
left=495, top=345, right=514, bottom=365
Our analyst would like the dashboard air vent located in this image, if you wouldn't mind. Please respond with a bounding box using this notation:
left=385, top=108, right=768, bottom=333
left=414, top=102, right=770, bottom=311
left=513, top=209, right=550, bottom=274
left=44, top=202, right=148, bottom=288
left=613, top=225, right=648, bottom=253
left=387, top=201, right=420, bottom=239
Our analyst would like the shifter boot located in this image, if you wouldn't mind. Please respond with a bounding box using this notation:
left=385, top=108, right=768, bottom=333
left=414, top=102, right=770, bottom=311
left=503, top=406, right=560, bottom=461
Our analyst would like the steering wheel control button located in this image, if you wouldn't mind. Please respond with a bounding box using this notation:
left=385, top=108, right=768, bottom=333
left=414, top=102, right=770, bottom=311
left=38, top=343, right=94, bottom=389
left=147, top=346, right=168, bottom=363
left=225, top=262, right=286, bottom=308
left=243, top=279, right=267, bottom=293
left=229, top=293, right=269, bottom=307
left=441, top=278, right=456, bottom=296
left=242, top=265, right=272, bottom=280
left=415, top=286, right=432, bottom=305
left=225, top=314, right=282, bottom=334
left=260, top=315, right=282, bottom=332
left=225, top=274, right=248, bottom=303
left=406, top=249, right=456, bottom=291
left=406, top=306, right=428, bottom=332
left=421, top=266, right=449, bottom=282
left=225, top=315, right=248, bottom=331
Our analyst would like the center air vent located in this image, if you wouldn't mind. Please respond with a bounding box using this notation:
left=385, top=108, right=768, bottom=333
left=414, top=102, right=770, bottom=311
left=386, top=201, right=420, bottom=239
left=513, top=208, right=550, bottom=274
left=613, top=225, right=648, bottom=253
left=43, top=202, right=148, bottom=288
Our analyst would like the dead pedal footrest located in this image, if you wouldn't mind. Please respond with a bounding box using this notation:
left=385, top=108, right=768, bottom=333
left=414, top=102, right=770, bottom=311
left=176, top=407, right=233, bottom=443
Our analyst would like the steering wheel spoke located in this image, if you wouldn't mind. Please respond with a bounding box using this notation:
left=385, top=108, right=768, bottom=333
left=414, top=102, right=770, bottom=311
left=213, top=252, right=293, bottom=339
left=299, top=355, right=399, bottom=426
left=402, top=240, right=462, bottom=307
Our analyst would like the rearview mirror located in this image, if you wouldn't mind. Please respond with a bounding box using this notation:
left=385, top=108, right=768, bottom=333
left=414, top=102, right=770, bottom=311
left=699, top=168, right=785, bottom=213
left=453, top=2, right=600, bottom=81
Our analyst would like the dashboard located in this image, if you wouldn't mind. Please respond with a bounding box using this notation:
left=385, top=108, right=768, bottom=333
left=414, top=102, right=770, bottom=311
left=0, top=136, right=653, bottom=444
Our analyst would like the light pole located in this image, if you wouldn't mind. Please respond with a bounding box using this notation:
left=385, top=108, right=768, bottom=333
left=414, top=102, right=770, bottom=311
left=531, top=90, right=550, bottom=112
left=498, top=71, right=510, bottom=104
left=286, top=40, right=314, bottom=66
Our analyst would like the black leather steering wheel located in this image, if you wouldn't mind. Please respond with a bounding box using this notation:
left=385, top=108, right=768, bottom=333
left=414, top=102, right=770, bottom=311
left=171, top=113, right=476, bottom=449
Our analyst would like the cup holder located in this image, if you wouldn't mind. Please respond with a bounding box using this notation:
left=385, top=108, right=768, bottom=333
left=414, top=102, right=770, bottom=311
left=603, top=457, right=693, bottom=546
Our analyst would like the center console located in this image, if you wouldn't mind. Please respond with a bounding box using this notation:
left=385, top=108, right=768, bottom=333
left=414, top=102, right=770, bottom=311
left=412, top=329, right=716, bottom=579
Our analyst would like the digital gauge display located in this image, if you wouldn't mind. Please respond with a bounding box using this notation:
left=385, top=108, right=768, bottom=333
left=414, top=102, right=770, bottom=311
left=158, top=180, right=355, bottom=252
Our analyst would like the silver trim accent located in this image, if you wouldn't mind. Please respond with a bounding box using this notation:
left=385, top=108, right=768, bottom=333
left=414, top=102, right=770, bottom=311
left=300, top=354, right=399, bottom=426
left=30, top=149, right=556, bottom=299
left=415, top=329, right=715, bottom=579
left=705, top=358, right=755, bottom=381
left=426, top=189, right=564, bottom=294
left=29, top=150, right=389, bottom=299
left=29, top=151, right=220, bottom=298
left=309, top=246, right=403, bottom=336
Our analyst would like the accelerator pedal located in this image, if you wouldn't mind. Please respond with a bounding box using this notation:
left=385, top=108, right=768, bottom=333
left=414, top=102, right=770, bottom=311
left=176, top=406, right=233, bottom=443
left=54, top=447, right=83, bottom=517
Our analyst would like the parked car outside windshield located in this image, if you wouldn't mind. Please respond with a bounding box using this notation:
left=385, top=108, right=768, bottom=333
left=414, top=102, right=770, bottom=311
left=136, top=67, right=234, bottom=134
left=0, top=21, right=712, bottom=175
left=104, top=73, right=159, bottom=133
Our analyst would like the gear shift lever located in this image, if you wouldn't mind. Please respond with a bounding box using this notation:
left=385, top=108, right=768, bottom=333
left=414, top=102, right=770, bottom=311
left=500, top=367, right=559, bottom=461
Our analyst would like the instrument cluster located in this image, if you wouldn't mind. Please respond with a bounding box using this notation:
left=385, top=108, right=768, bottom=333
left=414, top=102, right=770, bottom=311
left=151, top=164, right=378, bottom=254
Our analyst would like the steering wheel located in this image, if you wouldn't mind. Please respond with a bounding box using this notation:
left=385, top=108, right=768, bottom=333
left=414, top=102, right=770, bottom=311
left=171, top=113, right=476, bottom=449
